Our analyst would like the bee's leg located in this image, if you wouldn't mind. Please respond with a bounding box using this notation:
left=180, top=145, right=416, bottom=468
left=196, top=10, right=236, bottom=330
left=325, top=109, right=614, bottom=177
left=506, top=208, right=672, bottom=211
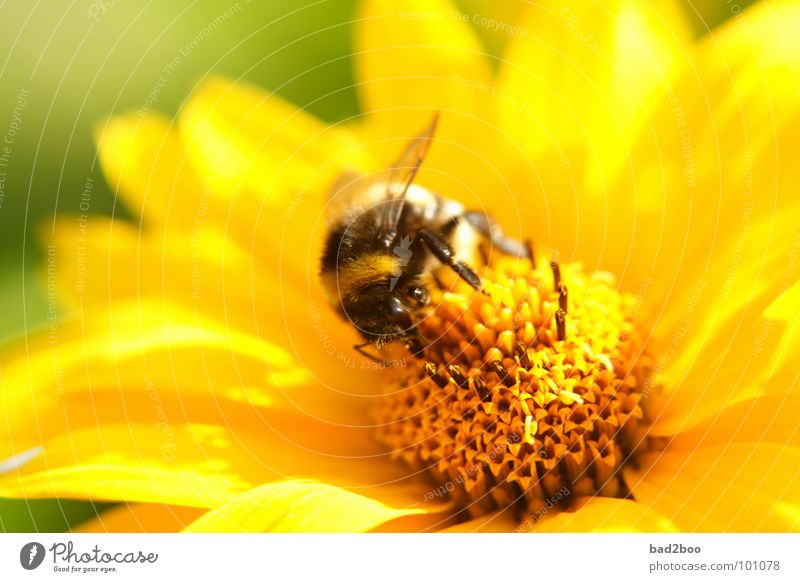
left=354, top=342, right=381, bottom=362
left=354, top=342, right=408, bottom=368
left=462, top=211, right=532, bottom=259
left=417, top=229, right=481, bottom=290
left=431, top=270, right=447, bottom=290
left=407, top=335, right=426, bottom=359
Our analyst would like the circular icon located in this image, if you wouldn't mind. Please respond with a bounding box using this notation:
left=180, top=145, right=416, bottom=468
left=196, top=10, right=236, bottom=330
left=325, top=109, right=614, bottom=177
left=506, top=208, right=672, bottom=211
left=19, top=542, right=46, bottom=570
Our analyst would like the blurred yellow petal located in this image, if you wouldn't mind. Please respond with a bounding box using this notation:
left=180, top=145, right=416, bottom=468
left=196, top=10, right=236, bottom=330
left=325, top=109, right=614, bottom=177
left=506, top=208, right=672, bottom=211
left=533, top=496, right=679, bottom=533
left=74, top=504, right=205, bottom=533
left=438, top=509, right=517, bottom=532
left=355, top=0, right=491, bottom=132
left=649, top=280, right=800, bottom=435
left=609, top=12, right=800, bottom=433
left=0, top=299, right=312, bottom=451
left=95, top=114, right=204, bottom=229
left=496, top=0, right=690, bottom=193
left=41, top=212, right=390, bottom=409
left=0, top=423, right=407, bottom=507
left=625, top=443, right=800, bottom=532
left=606, top=0, right=800, bottom=301
left=0, top=428, right=243, bottom=508
left=44, top=215, right=306, bottom=349
left=182, top=480, right=428, bottom=533
left=178, top=76, right=376, bottom=289
left=0, top=297, right=398, bottom=491
left=353, top=0, right=532, bottom=240
left=649, top=212, right=800, bottom=386
left=45, top=217, right=253, bottom=309
left=179, top=76, right=371, bottom=198
left=668, top=393, right=800, bottom=450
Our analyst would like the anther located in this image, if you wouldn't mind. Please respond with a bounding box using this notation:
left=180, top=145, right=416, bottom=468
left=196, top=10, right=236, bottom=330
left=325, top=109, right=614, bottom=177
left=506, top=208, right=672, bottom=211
left=448, top=364, right=468, bottom=389
left=555, top=309, right=567, bottom=341
left=490, top=360, right=515, bottom=387
left=425, top=362, right=448, bottom=388
left=514, top=341, right=532, bottom=370
left=550, top=260, right=561, bottom=290
left=559, top=284, right=568, bottom=313
left=472, top=377, right=491, bottom=402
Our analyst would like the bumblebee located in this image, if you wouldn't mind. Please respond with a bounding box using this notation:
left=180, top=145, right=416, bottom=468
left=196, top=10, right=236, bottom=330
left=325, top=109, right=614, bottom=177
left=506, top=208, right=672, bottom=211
left=320, top=113, right=530, bottom=361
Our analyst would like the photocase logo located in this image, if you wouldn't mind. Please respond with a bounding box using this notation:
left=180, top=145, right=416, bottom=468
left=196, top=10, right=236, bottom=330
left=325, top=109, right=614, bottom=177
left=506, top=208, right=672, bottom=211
left=19, top=542, right=46, bottom=570
left=389, top=235, right=413, bottom=291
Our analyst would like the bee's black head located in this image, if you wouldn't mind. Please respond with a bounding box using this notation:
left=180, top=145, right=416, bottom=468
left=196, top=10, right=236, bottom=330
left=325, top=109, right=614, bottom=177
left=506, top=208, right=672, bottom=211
left=342, top=284, right=426, bottom=346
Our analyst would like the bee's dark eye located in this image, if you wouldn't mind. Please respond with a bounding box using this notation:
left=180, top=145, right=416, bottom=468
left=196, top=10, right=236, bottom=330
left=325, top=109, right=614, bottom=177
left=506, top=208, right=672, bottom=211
left=387, top=296, right=405, bottom=315
left=407, top=286, right=429, bottom=306
left=386, top=296, right=414, bottom=330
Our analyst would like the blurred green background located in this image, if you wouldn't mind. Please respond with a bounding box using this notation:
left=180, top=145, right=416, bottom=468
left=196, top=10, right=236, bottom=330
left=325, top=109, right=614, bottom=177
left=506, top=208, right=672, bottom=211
left=0, top=0, right=754, bottom=532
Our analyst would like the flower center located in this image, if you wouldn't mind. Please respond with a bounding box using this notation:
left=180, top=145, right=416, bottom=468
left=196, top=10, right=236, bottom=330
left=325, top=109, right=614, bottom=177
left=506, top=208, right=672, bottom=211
left=373, top=255, right=656, bottom=520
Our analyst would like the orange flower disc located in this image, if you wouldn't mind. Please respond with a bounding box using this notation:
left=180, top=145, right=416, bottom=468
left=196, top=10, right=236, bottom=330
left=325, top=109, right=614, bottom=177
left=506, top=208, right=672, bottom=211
left=373, top=256, right=657, bottom=519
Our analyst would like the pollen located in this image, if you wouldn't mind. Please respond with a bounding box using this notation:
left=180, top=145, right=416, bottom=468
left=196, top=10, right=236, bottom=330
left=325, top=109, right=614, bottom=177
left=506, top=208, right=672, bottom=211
left=373, top=256, right=657, bottom=519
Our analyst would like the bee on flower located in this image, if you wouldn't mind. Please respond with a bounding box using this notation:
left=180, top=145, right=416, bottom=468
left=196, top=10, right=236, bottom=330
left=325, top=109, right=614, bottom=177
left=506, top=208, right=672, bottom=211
left=0, top=0, right=798, bottom=534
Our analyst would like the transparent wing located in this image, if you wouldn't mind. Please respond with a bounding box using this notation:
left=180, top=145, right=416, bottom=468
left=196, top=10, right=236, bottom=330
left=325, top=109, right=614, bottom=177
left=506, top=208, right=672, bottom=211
left=376, top=112, right=440, bottom=247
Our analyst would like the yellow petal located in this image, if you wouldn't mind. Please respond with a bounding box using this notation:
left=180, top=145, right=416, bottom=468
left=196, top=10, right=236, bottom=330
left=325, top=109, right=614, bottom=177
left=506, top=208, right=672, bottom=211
left=179, top=76, right=371, bottom=199
left=667, top=393, right=800, bottom=451
left=355, top=0, right=491, bottom=132
left=41, top=209, right=391, bottom=405
left=649, top=280, right=800, bottom=435
left=43, top=215, right=310, bottom=350
left=0, top=296, right=399, bottom=495
left=95, top=114, right=205, bottom=229
left=625, top=443, right=800, bottom=532
left=178, top=76, right=376, bottom=289
left=0, top=298, right=314, bottom=450
left=606, top=0, right=800, bottom=305
left=45, top=217, right=256, bottom=310
left=353, top=0, right=534, bottom=225
left=532, top=496, right=679, bottom=533
left=0, top=423, right=407, bottom=508
left=438, top=509, right=518, bottom=532
left=182, top=480, right=428, bottom=532
left=74, top=504, right=206, bottom=533
left=496, top=0, right=690, bottom=192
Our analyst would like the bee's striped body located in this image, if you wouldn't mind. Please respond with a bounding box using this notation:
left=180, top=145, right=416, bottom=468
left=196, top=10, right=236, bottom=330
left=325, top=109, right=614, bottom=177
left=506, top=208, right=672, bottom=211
left=319, top=115, right=529, bottom=357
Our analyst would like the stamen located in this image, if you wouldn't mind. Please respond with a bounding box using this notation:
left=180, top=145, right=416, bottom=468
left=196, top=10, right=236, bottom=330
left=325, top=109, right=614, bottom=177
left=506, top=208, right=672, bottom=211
left=550, top=260, right=561, bottom=290
left=448, top=364, right=468, bottom=389
left=559, top=284, right=568, bottom=313
left=555, top=309, right=566, bottom=341
left=514, top=341, right=532, bottom=370
left=472, top=377, right=491, bottom=402
left=490, top=360, right=515, bottom=387
left=425, top=362, right=448, bottom=388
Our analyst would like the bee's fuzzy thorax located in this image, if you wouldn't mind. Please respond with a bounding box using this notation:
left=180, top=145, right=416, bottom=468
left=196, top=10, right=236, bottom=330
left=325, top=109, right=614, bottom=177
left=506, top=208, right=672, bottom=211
left=320, top=253, right=401, bottom=303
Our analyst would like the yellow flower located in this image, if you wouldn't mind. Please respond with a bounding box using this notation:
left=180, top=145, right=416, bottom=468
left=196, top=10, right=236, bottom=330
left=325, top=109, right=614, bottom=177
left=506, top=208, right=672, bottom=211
left=2, top=0, right=799, bottom=532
